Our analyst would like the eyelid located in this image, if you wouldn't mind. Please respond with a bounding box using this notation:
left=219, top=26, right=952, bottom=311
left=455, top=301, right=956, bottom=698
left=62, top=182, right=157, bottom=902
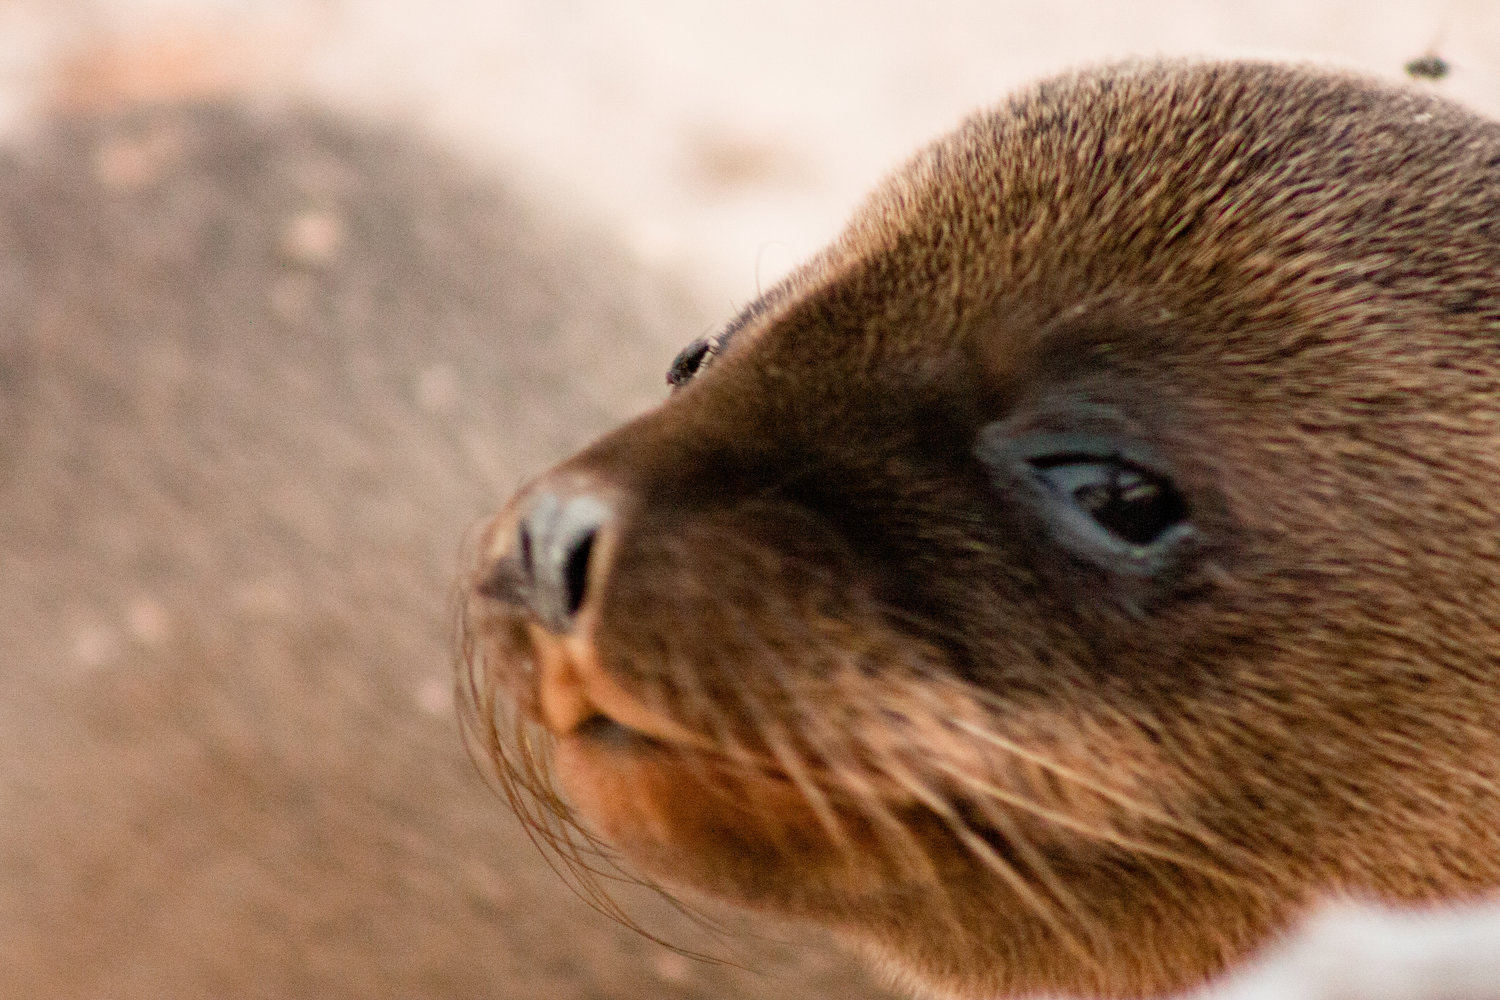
left=976, top=427, right=1164, bottom=475
left=975, top=423, right=1195, bottom=578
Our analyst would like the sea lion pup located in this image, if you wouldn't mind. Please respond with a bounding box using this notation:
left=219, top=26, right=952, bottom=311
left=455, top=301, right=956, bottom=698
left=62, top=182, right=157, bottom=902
left=461, top=59, right=1500, bottom=998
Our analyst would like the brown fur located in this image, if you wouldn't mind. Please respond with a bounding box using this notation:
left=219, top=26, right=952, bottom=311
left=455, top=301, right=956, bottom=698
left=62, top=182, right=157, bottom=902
left=463, top=60, right=1500, bottom=998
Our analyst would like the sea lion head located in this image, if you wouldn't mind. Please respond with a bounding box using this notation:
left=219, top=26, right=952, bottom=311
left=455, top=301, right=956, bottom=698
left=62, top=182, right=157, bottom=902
left=461, top=60, right=1500, bottom=998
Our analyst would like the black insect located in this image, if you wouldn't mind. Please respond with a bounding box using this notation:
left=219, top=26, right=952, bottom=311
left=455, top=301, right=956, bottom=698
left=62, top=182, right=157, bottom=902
left=1405, top=54, right=1450, bottom=81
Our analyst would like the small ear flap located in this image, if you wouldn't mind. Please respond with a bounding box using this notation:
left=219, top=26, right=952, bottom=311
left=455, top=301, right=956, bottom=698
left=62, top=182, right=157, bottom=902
left=667, top=332, right=723, bottom=388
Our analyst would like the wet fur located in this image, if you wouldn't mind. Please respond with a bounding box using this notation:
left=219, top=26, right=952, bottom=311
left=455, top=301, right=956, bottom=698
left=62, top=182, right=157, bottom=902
left=464, top=61, right=1500, bottom=998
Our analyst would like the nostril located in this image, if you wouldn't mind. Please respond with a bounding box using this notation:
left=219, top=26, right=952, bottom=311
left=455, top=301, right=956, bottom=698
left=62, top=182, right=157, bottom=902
left=509, top=491, right=613, bottom=634
left=518, top=520, right=535, bottom=579
left=562, top=527, right=596, bottom=620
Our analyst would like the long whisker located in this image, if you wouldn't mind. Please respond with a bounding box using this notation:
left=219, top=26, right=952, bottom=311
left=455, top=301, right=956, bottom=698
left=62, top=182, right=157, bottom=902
left=875, top=752, right=1105, bottom=976
left=787, top=689, right=942, bottom=883
left=947, top=713, right=1283, bottom=886
left=457, top=614, right=742, bottom=962
left=929, top=760, right=1262, bottom=896
left=813, top=647, right=1103, bottom=963
left=954, top=781, right=1114, bottom=957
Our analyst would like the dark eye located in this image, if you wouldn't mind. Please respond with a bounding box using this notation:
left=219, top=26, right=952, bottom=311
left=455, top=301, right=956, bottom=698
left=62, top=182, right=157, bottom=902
left=975, top=424, right=1198, bottom=577
left=667, top=334, right=722, bottom=389
left=1029, top=456, right=1187, bottom=548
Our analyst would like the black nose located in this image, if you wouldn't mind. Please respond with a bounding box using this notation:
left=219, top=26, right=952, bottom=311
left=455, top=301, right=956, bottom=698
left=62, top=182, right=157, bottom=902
left=506, top=491, right=612, bottom=634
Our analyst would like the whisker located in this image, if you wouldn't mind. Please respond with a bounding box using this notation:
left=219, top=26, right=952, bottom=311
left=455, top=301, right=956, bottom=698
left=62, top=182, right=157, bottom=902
left=931, top=760, right=1261, bottom=898
left=946, top=711, right=1284, bottom=886
left=457, top=623, right=740, bottom=964
left=957, top=784, right=1114, bottom=958
left=790, top=701, right=941, bottom=883
left=876, top=753, right=1104, bottom=976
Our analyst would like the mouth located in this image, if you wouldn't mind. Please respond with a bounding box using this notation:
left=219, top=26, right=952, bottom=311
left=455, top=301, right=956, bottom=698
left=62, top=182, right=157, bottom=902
left=570, top=712, right=650, bottom=749
left=521, top=618, right=714, bottom=753
left=466, top=588, right=1072, bottom=923
left=462, top=530, right=1001, bottom=907
left=507, top=629, right=834, bottom=889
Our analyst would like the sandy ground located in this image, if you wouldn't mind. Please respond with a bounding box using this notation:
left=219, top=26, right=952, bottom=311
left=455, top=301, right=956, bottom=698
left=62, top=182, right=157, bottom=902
left=6, top=2, right=1500, bottom=999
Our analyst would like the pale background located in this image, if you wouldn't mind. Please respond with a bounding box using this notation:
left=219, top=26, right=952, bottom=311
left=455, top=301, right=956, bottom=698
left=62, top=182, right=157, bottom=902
left=3, top=0, right=1497, bottom=297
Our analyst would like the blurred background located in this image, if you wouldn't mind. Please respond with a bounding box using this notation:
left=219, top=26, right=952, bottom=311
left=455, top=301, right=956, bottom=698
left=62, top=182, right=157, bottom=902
left=0, top=2, right=1494, bottom=998
left=3, top=0, right=1496, bottom=298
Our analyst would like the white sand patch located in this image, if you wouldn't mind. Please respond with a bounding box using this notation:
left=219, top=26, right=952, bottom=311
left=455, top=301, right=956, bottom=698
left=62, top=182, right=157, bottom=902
left=1199, top=900, right=1500, bottom=1000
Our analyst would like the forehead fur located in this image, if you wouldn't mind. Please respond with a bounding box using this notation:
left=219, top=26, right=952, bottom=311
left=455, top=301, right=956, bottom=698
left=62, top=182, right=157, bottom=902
left=814, top=60, right=1500, bottom=357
